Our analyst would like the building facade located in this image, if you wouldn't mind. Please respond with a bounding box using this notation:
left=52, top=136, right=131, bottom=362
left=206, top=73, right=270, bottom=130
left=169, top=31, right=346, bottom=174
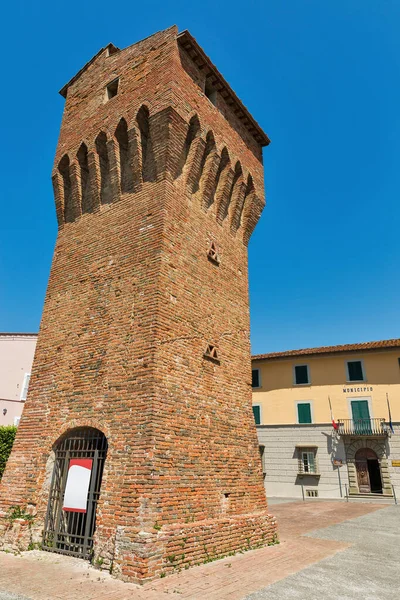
left=0, top=27, right=276, bottom=582
left=252, top=339, right=400, bottom=499
left=0, top=334, right=37, bottom=427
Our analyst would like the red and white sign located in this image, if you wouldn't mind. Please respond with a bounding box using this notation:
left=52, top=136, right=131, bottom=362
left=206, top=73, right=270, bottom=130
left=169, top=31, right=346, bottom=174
left=62, top=459, right=93, bottom=513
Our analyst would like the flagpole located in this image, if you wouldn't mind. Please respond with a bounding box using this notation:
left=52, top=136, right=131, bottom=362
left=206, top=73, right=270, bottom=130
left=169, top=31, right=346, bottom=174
left=387, top=393, right=395, bottom=435
left=329, top=396, right=338, bottom=430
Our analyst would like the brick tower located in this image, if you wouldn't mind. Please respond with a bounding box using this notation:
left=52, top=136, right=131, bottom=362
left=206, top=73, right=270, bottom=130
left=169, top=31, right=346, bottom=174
left=0, top=26, right=276, bottom=582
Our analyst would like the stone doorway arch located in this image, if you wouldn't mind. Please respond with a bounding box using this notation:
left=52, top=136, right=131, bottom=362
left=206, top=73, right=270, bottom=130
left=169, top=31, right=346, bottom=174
left=354, top=448, right=382, bottom=493
left=345, top=439, right=391, bottom=495
left=42, top=427, right=108, bottom=559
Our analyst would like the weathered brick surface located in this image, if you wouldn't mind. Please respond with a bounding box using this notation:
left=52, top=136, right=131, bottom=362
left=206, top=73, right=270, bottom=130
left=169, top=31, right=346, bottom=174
left=0, top=26, right=276, bottom=582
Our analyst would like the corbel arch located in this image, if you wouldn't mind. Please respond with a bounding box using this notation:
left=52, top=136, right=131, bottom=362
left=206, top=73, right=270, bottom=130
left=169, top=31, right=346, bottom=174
left=114, top=117, right=135, bottom=193
left=136, top=105, right=156, bottom=182
left=221, top=160, right=242, bottom=222
left=175, top=114, right=201, bottom=179
left=58, top=154, right=73, bottom=223
left=231, top=173, right=254, bottom=233
left=76, top=143, right=91, bottom=213
left=193, top=130, right=217, bottom=195
left=95, top=131, right=112, bottom=204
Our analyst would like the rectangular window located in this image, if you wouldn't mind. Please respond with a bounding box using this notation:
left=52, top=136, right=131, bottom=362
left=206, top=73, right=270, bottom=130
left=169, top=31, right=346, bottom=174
left=346, top=360, right=365, bottom=382
left=252, top=369, right=261, bottom=388
left=20, top=373, right=31, bottom=401
left=205, top=82, right=217, bottom=106
left=259, top=445, right=266, bottom=474
left=105, top=78, right=119, bottom=100
left=252, top=405, right=261, bottom=425
left=294, top=365, right=309, bottom=385
left=302, top=451, right=316, bottom=473
left=297, top=402, right=312, bottom=424
left=297, top=445, right=318, bottom=475
left=351, top=399, right=371, bottom=433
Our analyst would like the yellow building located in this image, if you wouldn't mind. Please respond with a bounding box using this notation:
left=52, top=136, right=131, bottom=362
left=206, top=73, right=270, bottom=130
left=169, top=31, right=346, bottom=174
left=252, top=339, right=400, bottom=499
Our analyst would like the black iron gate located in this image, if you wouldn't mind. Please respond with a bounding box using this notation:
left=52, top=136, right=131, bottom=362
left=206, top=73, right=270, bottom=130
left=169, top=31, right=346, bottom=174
left=42, top=427, right=107, bottom=559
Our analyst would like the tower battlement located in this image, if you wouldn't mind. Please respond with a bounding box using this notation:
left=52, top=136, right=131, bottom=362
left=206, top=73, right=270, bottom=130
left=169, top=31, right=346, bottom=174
left=53, top=103, right=264, bottom=243
left=0, top=26, right=276, bottom=583
left=53, top=26, right=267, bottom=243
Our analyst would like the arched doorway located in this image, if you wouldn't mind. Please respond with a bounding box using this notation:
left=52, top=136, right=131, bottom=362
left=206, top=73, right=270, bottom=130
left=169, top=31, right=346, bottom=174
left=42, top=427, right=107, bottom=559
left=355, top=447, right=382, bottom=494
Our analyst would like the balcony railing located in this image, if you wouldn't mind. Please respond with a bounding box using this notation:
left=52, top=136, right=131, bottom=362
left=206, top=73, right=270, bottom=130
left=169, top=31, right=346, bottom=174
left=337, top=418, right=388, bottom=436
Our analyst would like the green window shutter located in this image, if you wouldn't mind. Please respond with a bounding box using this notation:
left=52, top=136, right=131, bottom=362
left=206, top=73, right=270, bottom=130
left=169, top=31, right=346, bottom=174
left=298, top=403, right=312, bottom=424
left=252, top=369, right=260, bottom=388
left=347, top=361, right=364, bottom=381
left=351, top=400, right=371, bottom=434
left=295, top=365, right=309, bottom=384
left=351, top=400, right=370, bottom=420
left=252, top=405, right=261, bottom=425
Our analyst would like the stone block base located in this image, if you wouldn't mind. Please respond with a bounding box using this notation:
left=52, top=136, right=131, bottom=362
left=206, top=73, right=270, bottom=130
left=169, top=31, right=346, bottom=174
left=0, top=510, right=277, bottom=584
left=0, top=512, right=41, bottom=554
left=100, top=511, right=278, bottom=583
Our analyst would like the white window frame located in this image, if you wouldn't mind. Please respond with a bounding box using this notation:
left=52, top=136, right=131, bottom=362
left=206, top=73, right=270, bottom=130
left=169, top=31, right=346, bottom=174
left=297, top=446, right=318, bottom=475
left=345, top=358, right=366, bottom=383
left=293, top=364, right=310, bottom=386
left=252, top=368, right=262, bottom=389
left=259, top=445, right=266, bottom=475
left=20, top=373, right=31, bottom=401
left=296, top=401, right=314, bottom=424
left=252, top=403, right=262, bottom=425
left=302, top=451, right=317, bottom=474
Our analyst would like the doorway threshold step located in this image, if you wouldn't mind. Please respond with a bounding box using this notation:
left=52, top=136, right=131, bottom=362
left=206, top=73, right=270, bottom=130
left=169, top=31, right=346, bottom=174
left=348, top=493, right=393, bottom=499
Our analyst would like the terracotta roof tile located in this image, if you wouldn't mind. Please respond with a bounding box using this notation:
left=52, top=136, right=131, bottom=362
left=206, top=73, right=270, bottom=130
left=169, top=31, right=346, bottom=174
left=252, top=338, right=400, bottom=361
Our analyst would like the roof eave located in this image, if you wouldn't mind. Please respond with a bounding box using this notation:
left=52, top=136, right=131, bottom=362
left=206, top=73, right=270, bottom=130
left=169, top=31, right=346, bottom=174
left=59, top=43, right=120, bottom=98
left=177, top=30, right=270, bottom=147
left=252, top=339, right=400, bottom=361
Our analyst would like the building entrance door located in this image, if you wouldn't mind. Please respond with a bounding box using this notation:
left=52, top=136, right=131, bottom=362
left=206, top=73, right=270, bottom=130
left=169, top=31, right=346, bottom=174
left=368, top=459, right=383, bottom=493
left=355, top=448, right=382, bottom=494
left=42, top=427, right=107, bottom=559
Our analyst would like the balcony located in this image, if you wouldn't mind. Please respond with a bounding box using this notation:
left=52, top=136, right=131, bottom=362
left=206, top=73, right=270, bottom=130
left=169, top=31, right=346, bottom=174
left=337, top=418, right=388, bottom=437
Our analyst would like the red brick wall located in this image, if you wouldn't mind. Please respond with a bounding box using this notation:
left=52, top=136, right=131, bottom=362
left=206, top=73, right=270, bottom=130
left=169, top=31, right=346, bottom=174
left=0, top=26, right=276, bottom=582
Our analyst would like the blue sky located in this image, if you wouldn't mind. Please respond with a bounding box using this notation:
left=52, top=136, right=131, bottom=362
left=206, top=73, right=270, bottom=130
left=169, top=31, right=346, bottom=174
left=0, top=1, right=399, bottom=353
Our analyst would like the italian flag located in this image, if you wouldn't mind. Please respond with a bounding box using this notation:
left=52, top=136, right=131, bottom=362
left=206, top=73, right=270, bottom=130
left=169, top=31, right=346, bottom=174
left=329, top=396, right=339, bottom=430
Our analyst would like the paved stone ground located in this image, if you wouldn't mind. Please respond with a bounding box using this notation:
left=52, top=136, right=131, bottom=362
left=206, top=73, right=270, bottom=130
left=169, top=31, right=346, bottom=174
left=0, top=501, right=390, bottom=600
left=246, top=503, right=400, bottom=600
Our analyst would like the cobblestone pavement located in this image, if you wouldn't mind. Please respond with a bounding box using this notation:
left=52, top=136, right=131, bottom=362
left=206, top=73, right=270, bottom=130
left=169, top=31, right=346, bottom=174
left=0, top=501, right=387, bottom=600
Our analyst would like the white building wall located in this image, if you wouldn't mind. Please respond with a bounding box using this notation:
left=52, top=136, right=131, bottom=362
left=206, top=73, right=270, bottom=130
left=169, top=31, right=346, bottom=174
left=387, top=424, right=400, bottom=498
left=257, top=424, right=348, bottom=499
left=0, top=334, right=37, bottom=426
left=257, top=423, right=400, bottom=499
